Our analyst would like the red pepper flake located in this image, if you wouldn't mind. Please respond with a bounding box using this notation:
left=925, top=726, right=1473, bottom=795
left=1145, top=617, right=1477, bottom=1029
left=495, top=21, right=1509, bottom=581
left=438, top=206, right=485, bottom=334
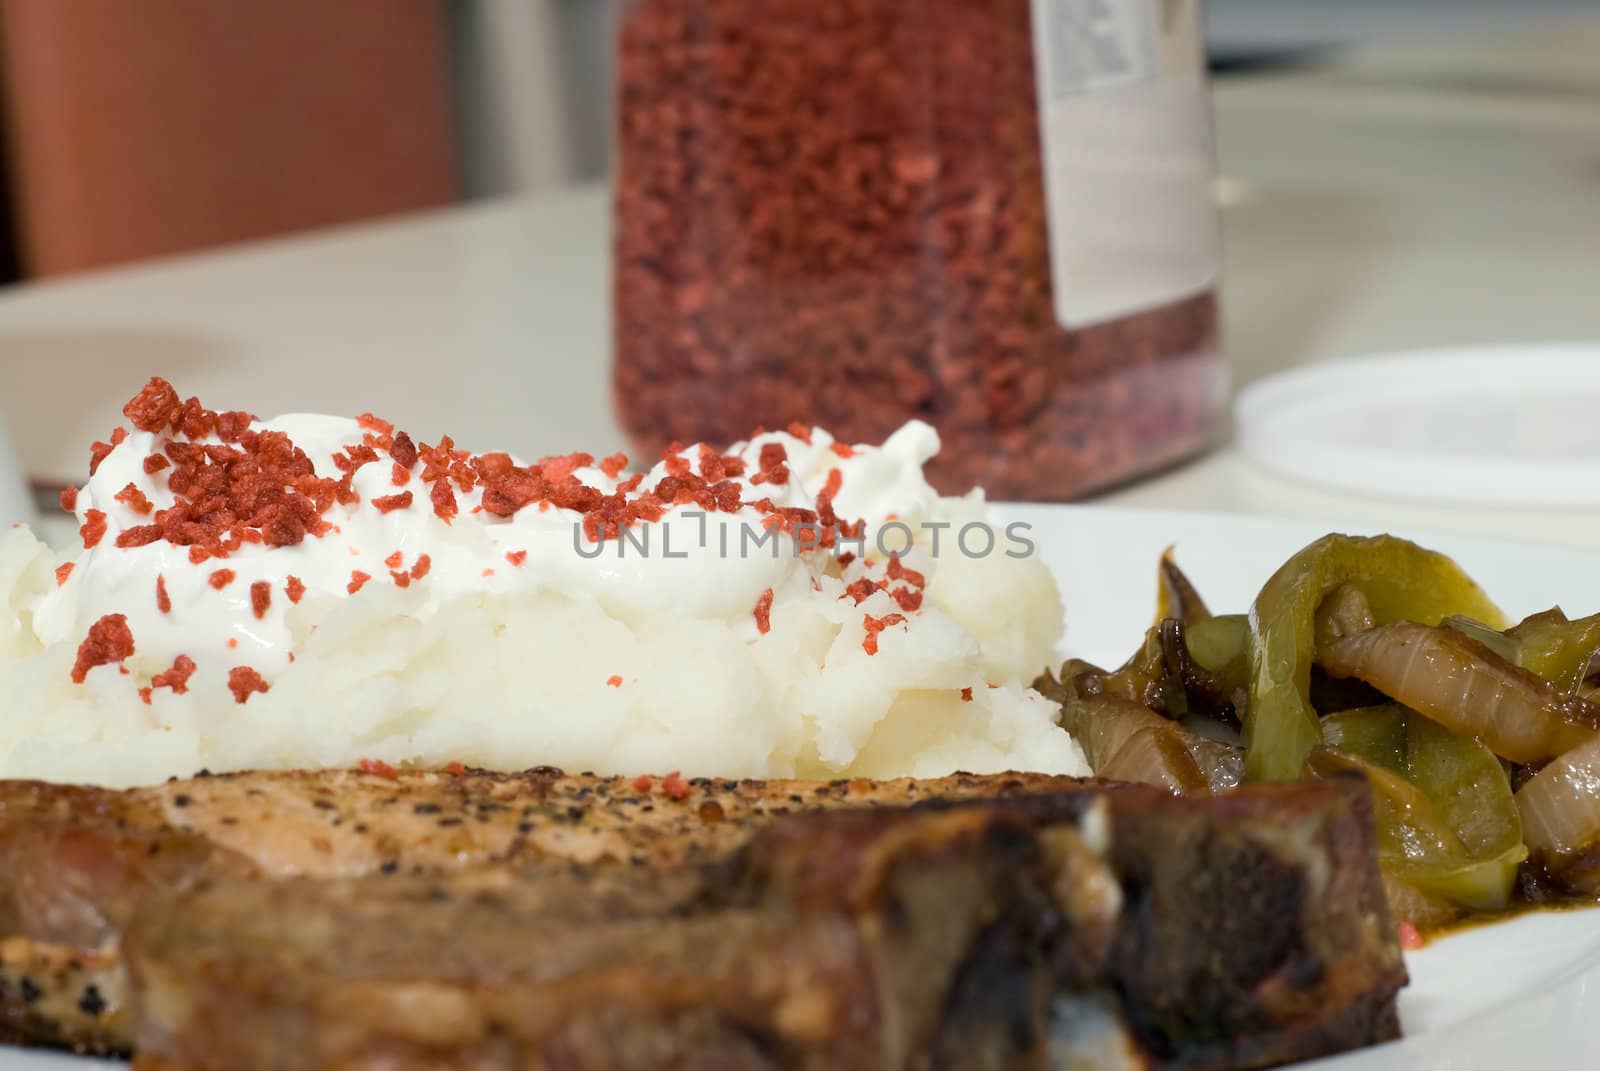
left=842, top=577, right=883, bottom=605
left=632, top=774, right=654, bottom=794
left=961, top=687, right=974, bottom=702
left=371, top=491, right=413, bottom=514
left=599, top=452, right=629, bottom=478
left=80, top=510, right=108, bottom=549
left=753, top=587, right=774, bottom=634
left=54, top=562, right=74, bottom=587
left=661, top=771, right=691, bottom=801
left=143, top=454, right=170, bottom=475
left=786, top=422, right=813, bottom=444
left=360, top=757, right=399, bottom=779
left=227, top=637, right=239, bottom=650
left=446, top=760, right=466, bottom=776
left=227, top=666, right=269, bottom=704
left=481, top=568, right=495, bottom=577
left=505, top=549, right=527, bottom=567
left=208, top=568, right=236, bottom=590
left=285, top=575, right=306, bottom=604
left=156, top=574, right=172, bottom=613
left=383, top=550, right=404, bottom=569
left=249, top=581, right=271, bottom=619
left=70, top=613, right=134, bottom=683
left=347, top=570, right=372, bottom=595
left=59, top=486, right=78, bottom=512
left=829, top=441, right=855, bottom=459
left=114, top=483, right=154, bottom=516
left=410, top=554, right=431, bottom=581
left=862, top=612, right=907, bottom=656
left=885, top=556, right=927, bottom=588
left=1397, top=921, right=1424, bottom=951
left=151, top=654, right=197, bottom=696
left=606, top=674, right=623, bottom=688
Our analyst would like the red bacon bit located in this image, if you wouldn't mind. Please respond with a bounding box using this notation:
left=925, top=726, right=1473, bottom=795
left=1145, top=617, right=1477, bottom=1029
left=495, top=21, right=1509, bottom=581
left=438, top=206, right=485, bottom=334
left=156, top=574, right=171, bottom=613
left=111, top=427, right=128, bottom=446
left=187, top=545, right=211, bottom=564
left=357, top=412, right=394, bottom=436
left=820, top=468, right=843, bottom=502
left=389, top=431, right=418, bottom=469
left=786, top=422, right=813, bottom=444
left=829, top=441, right=856, bottom=458
left=751, top=442, right=790, bottom=486
left=151, top=654, right=197, bottom=695
left=59, top=486, right=78, bottom=511
left=429, top=478, right=458, bottom=522
left=360, top=757, right=399, bottom=779
left=390, top=571, right=411, bottom=588
left=227, top=666, right=269, bottom=704
left=138, top=687, right=153, bottom=705
left=70, top=613, right=134, bottom=683
left=410, top=554, right=431, bottom=581
left=347, top=571, right=372, bottom=595
left=505, top=549, right=527, bottom=567
left=836, top=551, right=856, bottom=568
left=227, top=637, right=238, bottom=650
left=607, top=675, right=623, bottom=688
left=862, top=612, right=907, bottom=656
left=661, top=771, right=691, bottom=801
left=80, top=510, right=108, bottom=549
left=391, top=463, right=411, bottom=487
left=115, top=525, right=163, bottom=549
left=371, top=491, right=413, bottom=514
left=843, top=577, right=882, bottom=605
left=1397, top=921, right=1424, bottom=951
left=481, top=568, right=495, bottom=577
left=123, top=377, right=182, bottom=431
left=886, top=556, right=927, bottom=588
left=961, top=687, right=974, bottom=701
left=891, top=587, right=923, bottom=613
left=285, top=575, right=306, bottom=604
left=143, top=454, right=170, bottom=475
left=249, top=581, right=271, bottom=619
left=384, top=550, right=404, bottom=569
left=446, top=761, right=466, bottom=776
left=88, top=441, right=114, bottom=476
left=208, top=569, right=236, bottom=590
left=753, top=588, right=774, bottom=634
left=599, top=452, right=629, bottom=478
left=54, top=562, right=74, bottom=586
left=632, top=775, right=654, bottom=794
left=114, top=483, right=154, bottom=516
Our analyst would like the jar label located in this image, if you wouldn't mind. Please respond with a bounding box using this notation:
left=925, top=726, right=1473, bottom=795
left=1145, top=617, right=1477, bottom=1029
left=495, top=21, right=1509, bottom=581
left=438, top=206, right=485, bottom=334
left=1030, top=0, right=1221, bottom=328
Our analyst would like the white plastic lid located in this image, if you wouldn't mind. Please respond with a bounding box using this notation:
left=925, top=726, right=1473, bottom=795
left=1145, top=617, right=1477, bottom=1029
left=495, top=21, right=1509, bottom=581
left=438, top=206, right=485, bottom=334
left=1234, top=344, right=1600, bottom=508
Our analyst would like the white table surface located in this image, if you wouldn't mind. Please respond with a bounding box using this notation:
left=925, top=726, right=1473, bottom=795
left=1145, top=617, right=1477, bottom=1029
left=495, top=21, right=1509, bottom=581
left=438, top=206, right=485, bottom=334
left=4, top=19, right=1599, bottom=550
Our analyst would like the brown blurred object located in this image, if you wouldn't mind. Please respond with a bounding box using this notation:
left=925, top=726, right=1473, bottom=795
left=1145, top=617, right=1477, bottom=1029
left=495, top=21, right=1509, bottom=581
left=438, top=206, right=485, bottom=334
left=0, top=0, right=458, bottom=277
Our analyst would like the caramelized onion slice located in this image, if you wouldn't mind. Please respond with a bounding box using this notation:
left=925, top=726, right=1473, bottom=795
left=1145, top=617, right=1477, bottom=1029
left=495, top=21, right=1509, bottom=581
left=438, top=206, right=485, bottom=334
left=1320, top=622, right=1600, bottom=764
left=1058, top=695, right=1242, bottom=796
left=1517, top=733, right=1600, bottom=861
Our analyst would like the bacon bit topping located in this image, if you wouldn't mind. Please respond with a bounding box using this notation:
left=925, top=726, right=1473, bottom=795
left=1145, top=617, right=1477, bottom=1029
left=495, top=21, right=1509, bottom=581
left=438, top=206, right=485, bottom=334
left=88, top=441, right=114, bottom=476
left=599, top=453, right=629, bottom=478
left=481, top=568, right=494, bottom=577
left=111, top=427, right=129, bottom=446
left=820, top=468, right=843, bottom=502
left=837, top=551, right=856, bottom=568
left=70, top=613, right=134, bottom=683
left=410, top=554, right=431, bottom=581
left=151, top=654, right=197, bottom=695
left=661, top=771, right=692, bottom=801
left=113, top=483, right=154, bottom=515
left=886, top=556, right=926, bottom=588
left=156, top=574, right=171, bottom=613
left=208, top=569, right=236, bottom=590
left=446, top=761, right=466, bottom=776
left=1397, top=921, right=1424, bottom=951
left=505, top=549, right=527, bottom=567
left=371, top=491, right=413, bottom=514
left=632, top=775, right=654, bottom=794
left=891, top=587, right=923, bottom=613
left=80, top=509, right=108, bottom=549
left=751, top=442, right=790, bottom=486
left=54, top=562, right=74, bottom=586
left=862, top=612, right=907, bottom=656
left=285, top=575, right=306, bottom=604
left=227, top=666, right=269, bottom=704
left=389, top=431, right=418, bottom=469
left=843, top=577, right=882, bottom=605
left=357, top=412, right=394, bottom=436
left=786, top=422, right=813, bottom=444
left=606, top=675, right=623, bottom=688
left=384, top=550, right=404, bottom=569
left=143, top=454, right=170, bottom=475
left=347, top=570, right=372, bottom=595
left=124, top=377, right=182, bottom=431
left=227, top=637, right=238, bottom=649
left=390, top=571, right=411, bottom=588
left=115, top=525, right=163, bottom=549
left=249, top=581, right=271, bottom=619
left=430, top=479, right=458, bottom=522
left=360, top=757, right=399, bottom=779
left=753, top=588, right=774, bottom=634
left=391, top=463, right=411, bottom=487
left=138, top=687, right=153, bottom=705
left=829, top=441, right=856, bottom=458
left=961, top=687, right=974, bottom=701
left=59, top=486, right=78, bottom=511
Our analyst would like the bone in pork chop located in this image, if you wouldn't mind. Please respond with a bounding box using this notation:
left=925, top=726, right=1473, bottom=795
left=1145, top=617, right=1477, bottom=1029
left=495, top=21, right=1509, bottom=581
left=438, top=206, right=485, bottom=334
left=123, top=780, right=1406, bottom=1071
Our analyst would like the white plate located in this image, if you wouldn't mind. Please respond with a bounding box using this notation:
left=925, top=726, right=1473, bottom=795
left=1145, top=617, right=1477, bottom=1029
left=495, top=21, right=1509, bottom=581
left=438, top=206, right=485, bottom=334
left=8, top=504, right=1600, bottom=1070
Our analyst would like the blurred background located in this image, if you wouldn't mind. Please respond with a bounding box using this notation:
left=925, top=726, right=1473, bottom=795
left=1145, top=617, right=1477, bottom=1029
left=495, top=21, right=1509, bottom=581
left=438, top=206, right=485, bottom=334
left=0, top=0, right=1593, bottom=281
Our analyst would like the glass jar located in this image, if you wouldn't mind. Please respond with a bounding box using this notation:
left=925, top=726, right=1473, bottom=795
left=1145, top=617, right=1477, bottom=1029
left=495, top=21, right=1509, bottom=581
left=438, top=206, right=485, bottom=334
left=612, top=0, right=1225, bottom=501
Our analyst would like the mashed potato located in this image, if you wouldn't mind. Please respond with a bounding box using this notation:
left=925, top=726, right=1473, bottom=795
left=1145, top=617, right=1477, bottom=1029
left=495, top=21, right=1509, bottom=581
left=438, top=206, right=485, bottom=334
left=0, top=380, right=1085, bottom=787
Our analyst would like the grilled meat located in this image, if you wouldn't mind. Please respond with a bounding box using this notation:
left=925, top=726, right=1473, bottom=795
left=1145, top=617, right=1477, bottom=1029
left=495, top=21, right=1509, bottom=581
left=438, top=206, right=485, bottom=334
left=124, top=780, right=1406, bottom=1071
left=0, top=767, right=1078, bottom=1053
